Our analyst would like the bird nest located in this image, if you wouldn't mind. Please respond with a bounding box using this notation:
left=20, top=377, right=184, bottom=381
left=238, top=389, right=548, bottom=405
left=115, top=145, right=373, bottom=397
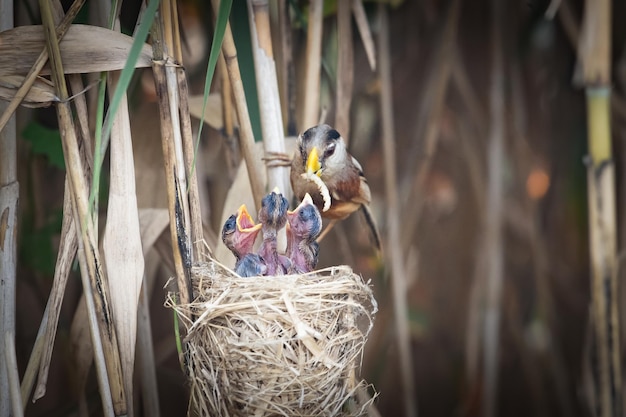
left=166, top=260, right=378, bottom=417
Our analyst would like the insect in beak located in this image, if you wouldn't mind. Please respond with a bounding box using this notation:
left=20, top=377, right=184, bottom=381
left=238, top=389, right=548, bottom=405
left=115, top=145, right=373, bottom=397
left=306, top=147, right=322, bottom=177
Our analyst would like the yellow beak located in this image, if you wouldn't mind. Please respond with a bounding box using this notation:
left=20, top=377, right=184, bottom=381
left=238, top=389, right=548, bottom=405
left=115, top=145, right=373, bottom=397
left=306, top=147, right=322, bottom=176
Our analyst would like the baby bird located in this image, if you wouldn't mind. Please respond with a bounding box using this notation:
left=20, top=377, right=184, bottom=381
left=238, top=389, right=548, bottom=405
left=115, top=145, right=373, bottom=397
left=290, top=124, right=381, bottom=250
left=257, top=188, right=291, bottom=275
left=221, top=204, right=265, bottom=277
left=235, top=253, right=267, bottom=277
left=286, top=193, right=322, bottom=274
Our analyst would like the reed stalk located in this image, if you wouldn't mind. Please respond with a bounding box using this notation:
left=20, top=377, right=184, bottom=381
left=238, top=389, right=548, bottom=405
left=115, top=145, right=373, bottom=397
left=0, top=0, right=17, bottom=413
left=247, top=0, right=290, bottom=198
left=39, top=1, right=127, bottom=414
left=335, top=0, right=354, bottom=140
left=578, top=0, right=620, bottom=415
left=151, top=10, right=193, bottom=309
left=300, top=0, right=323, bottom=129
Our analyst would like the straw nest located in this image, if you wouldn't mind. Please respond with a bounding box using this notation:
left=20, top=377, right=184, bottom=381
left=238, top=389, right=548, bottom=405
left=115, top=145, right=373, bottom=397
left=166, top=261, right=378, bottom=417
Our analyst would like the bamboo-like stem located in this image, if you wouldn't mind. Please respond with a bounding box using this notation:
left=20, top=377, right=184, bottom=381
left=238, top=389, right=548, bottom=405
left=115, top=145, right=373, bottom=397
left=151, top=13, right=193, bottom=308
left=578, top=0, right=620, bottom=415
left=170, top=0, right=182, bottom=63
left=39, top=2, right=127, bottom=414
left=335, top=0, right=354, bottom=141
left=248, top=0, right=290, bottom=198
left=378, top=5, right=417, bottom=417
left=211, top=0, right=265, bottom=211
left=219, top=53, right=234, bottom=138
left=4, top=332, right=23, bottom=417
left=178, top=70, right=206, bottom=258
left=482, top=0, right=505, bottom=416
left=0, top=0, right=17, bottom=411
left=0, top=0, right=86, bottom=134
left=300, top=0, right=323, bottom=129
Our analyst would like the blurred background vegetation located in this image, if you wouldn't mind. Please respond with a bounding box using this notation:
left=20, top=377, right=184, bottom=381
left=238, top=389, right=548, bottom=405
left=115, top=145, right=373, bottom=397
left=4, top=0, right=626, bottom=416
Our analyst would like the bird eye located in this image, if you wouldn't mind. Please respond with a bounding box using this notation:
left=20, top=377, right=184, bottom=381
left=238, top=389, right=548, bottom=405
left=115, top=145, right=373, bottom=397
left=324, top=143, right=336, bottom=158
left=327, top=129, right=341, bottom=140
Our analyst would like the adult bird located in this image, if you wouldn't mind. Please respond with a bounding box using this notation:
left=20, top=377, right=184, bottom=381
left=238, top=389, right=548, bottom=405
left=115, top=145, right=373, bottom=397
left=286, top=193, right=322, bottom=274
left=221, top=204, right=265, bottom=277
left=290, top=124, right=381, bottom=250
left=257, top=188, right=291, bottom=275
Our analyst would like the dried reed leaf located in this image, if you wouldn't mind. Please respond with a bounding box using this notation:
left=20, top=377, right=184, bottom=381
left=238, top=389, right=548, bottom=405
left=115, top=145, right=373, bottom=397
left=103, top=71, right=145, bottom=412
left=0, top=24, right=152, bottom=76
left=167, top=262, right=378, bottom=417
left=0, top=75, right=56, bottom=107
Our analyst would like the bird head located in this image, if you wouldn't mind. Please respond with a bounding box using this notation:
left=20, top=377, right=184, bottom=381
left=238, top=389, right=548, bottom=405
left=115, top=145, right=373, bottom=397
left=298, top=124, right=348, bottom=179
left=258, top=188, right=289, bottom=230
left=221, top=205, right=262, bottom=259
left=287, top=193, right=322, bottom=240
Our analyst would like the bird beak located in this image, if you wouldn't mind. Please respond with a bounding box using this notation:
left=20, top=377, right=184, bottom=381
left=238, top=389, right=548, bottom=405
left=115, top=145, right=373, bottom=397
left=288, top=192, right=314, bottom=215
left=236, top=204, right=261, bottom=233
left=306, top=147, right=322, bottom=176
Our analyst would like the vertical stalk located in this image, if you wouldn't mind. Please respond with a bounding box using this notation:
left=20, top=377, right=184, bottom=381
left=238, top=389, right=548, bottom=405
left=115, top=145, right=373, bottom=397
left=0, top=0, right=17, bottom=413
left=151, top=12, right=193, bottom=308
left=579, top=0, right=620, bottom=415
left=248, top=0, right=290, bottom=198
left=39, top=2, right=126, bottom=414
left=300, top=0, right=323, bottom=129
left=482, top=0, right=505, bottom=416
left=335, top=0, right=354, bottom=140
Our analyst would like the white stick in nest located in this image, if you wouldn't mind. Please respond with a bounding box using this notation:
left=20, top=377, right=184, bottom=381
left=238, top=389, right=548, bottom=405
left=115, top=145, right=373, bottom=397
left=300, top=171, right=331, bottom=212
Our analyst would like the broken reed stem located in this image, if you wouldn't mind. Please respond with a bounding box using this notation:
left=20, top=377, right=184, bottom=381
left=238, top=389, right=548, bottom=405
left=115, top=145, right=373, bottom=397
left=248, top=0, right=291, bottom=198
left=335, top=0, right=354, bottom=141
left=151, top=13, right=193, bottom=308
left=211, top=0, right=265, bottom=211
left=39, top=1, right=127, bottom=414
left=377, top=5, right=417, bottom=417
left=0, top=0, right=86, bottom=134
left=300, top=0, right=323, bottom=129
